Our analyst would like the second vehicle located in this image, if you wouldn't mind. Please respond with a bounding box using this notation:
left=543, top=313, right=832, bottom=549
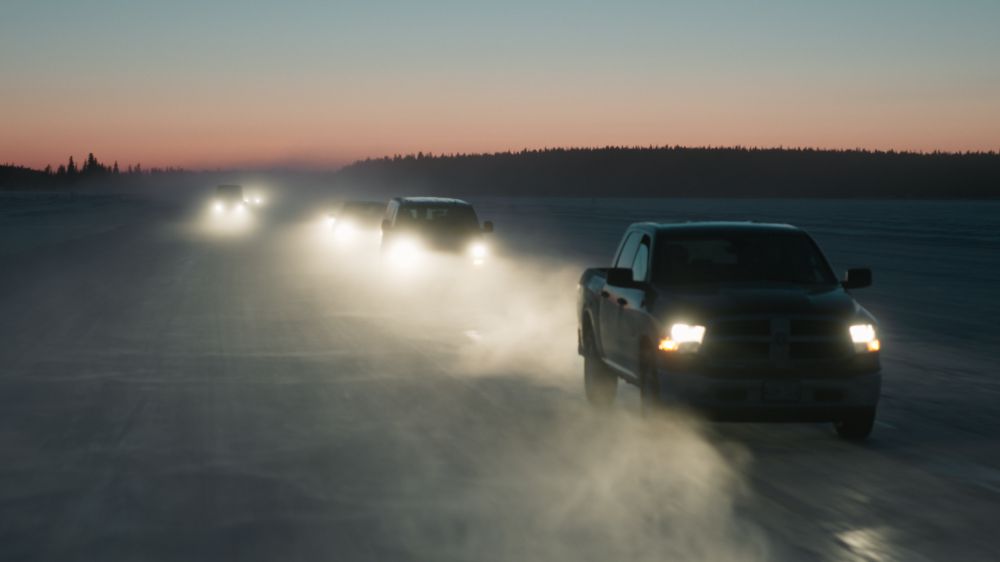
left=380, top=197, right=493, bottom=266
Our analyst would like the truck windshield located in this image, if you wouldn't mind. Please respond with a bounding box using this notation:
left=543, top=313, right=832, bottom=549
left=652, top=231, right=837, bottom=286
left=215, top=185, right=243, bottom=200
left=396, top=205, right=479, bottom=232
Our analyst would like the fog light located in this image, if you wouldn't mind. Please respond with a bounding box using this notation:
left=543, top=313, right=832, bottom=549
left=658, top=339, right=679, bottom=352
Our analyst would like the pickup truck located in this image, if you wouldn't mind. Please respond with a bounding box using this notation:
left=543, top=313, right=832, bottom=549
left=327, top=200, right=387, bottom=246
left=212, top=184, right=249, bottom=215
left=380, top=197, right=493, bottom=266
left=577, top=222, right=882, bottom=440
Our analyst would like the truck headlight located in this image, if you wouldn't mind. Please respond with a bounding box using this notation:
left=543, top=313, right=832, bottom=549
left=388, top=238, right=421, bottom=266
left=659, top=323, right=705, bottom=353
left=334, top=222, right=356, bottom=241
left=469, top=242, right=488, bottom=265
left=849, top=324, right=880, bottom=352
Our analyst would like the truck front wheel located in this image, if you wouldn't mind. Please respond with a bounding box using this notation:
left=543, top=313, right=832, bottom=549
left=583, top=325, right=617, bottom=408
left=639, top=352, right=663, bottom=417
left=834, top=408, right=876, bottom=441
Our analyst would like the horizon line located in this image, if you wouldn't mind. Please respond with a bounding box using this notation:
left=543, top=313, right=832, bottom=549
left=6, top=143, right=1000, bottom=174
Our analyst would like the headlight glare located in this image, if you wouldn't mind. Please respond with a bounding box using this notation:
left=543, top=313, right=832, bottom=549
left=659, top=323, right=705, bottom=353
left=849, top=323, right=880, bottom=352
left=470, top=242, right=488, bottom=265
left=387, top=238, right=421, bottom=266
left=334, top=222, right=356, bottom=241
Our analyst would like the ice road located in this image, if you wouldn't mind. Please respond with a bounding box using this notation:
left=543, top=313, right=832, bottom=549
left=1, top=190, right=999, bottom=561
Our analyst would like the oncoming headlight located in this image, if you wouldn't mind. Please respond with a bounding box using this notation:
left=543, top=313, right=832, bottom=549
left=387, top=238, right=421, bottom=266
left=849, top=324, right=880, bottom=352
left=659, top=323, right=705, bottom=353
left=334, top=222, right=356, bottom=241
left=469, top=242, right=488, bottom=265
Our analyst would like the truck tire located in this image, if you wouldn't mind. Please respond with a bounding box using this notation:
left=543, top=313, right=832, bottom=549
left=834, top=408, right=876, bottom=441
left=639, top=350, right=663, bottom=417
left=583, top=324, right=617, bottom=408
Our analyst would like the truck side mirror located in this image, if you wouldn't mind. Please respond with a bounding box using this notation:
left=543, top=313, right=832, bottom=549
left=843, top=268, right=872, bottom=289
left=381, top=219, right=392, bottom=232
left=482, top=220, right=494, bottom=233
left=606, top=267, right=634, bottom=287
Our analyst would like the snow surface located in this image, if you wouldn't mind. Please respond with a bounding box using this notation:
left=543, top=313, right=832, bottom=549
left=1, top=190, right=999, bottom=561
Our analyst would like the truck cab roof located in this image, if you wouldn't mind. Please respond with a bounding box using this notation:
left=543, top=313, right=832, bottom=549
left=215, top=184, right=244, bottom=202
left=629, top=221, right=801, bottom=235
left=392, top=197, right=472, bottom=206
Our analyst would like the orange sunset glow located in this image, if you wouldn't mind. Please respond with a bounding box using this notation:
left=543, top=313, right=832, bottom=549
left=2, top=1, right=998, bottom=169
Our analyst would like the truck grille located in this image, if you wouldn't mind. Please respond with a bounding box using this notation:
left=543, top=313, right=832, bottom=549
left=790, top=318, right=845, bottom=338
left=789, top=341, right=853, bottom=360
left=704, top=316, right=853, bottom=364
left=708, top=341, right=771, bottom=361
left=710, top=319, right=770, bottom=337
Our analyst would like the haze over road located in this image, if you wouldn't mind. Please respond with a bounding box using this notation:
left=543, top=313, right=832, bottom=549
left=1, top=190, right=999, bottom=561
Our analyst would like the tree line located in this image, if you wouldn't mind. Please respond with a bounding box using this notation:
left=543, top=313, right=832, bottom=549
left=0, top=153, right=187, bottom=190
left=337, top=146, right=1000, bottom=198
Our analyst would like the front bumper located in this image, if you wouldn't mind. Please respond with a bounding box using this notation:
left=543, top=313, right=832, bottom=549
left=656, top=355, right=881, bottom=421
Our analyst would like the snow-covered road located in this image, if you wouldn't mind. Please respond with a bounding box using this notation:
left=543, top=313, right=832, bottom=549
left=2, top=191, right=998, bottom=561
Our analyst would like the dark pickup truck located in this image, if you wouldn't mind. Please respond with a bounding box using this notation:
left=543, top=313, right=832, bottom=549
left=577, top=222, right=882, bottom=439
left=380, top=197, right=493, bottom=266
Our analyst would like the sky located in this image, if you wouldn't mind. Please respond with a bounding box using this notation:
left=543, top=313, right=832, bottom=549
left=2, top=0, right=999, bottom=170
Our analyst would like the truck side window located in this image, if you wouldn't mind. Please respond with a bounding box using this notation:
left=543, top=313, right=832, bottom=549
left=614, top=232, right=641, bottom=269
left=632, top=237, right=650, bottom=281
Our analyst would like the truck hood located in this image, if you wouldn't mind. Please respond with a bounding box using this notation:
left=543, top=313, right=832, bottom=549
left=409, top=230, right=482, bottom=253
left=653, top=284, right=867, bottom=320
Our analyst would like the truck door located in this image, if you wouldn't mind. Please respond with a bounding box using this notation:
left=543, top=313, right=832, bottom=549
left=617, top=235, right=652, bottom=376
left=381, top=200, right=399, bottom=247
left=600, top=232, right=641, bottom=368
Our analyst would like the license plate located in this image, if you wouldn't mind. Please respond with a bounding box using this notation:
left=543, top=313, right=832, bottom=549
left=762, top=381, right=802, bottom=402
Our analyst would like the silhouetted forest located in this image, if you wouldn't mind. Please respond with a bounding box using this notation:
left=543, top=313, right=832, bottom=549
left=0, top=154, right=187, bottom=190
left=338, top=146, right=1000, bottom=198
left=6, top=147, right=1000, bottom=197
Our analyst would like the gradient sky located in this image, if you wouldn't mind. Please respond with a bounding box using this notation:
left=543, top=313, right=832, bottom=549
left=2, top=0, right=999, bottom=169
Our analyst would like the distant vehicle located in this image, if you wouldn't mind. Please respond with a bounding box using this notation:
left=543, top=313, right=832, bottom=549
left=577, top=221, right=881, bottom=440
left=212, top=184, right=249, bottom=215
left=380, top=197, right=493, bottom=266
left=326, top=201, right=387, bottom=244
